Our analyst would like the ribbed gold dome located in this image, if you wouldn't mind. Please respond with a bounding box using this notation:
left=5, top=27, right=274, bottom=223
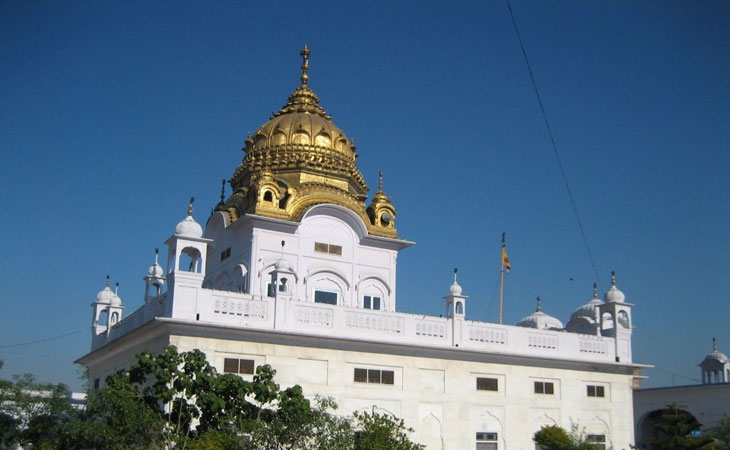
left=220, top=46, right=397, bottom=238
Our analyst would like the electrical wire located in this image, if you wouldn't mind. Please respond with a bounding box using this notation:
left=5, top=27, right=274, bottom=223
left=0, top=329, right=84, bottom=349
left=505, top=0, right=603, bottom=290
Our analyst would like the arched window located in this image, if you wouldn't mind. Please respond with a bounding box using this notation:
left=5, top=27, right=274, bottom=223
left=456, top=302, right=464, bottom=314
left=263, top=191, right=273, bottom=202
left=179, top=247, right=202, bottom=273
left=601, top=312, right=614, bottom=330
left=97, top=310, right=108, bottom=326
left=110, top=311, right=119, bottom=325
left=618, top=310, right=630, bottom=328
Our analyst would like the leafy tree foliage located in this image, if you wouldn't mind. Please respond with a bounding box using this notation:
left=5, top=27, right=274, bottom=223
left=8, top=346, right=423, bottom=449
left=645, top=403, right=714, bottom=450
left=533, top=423, right=607, bottom=450
left=0, top=372, right=72, bottom=449
left=707, top=414, right=730, bottom=450
left=352, top=409, right=425, bottom=450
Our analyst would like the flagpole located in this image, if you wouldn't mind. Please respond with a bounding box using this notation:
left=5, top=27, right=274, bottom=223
left=499, top=232, right=506, bottom=325
left=499, top=259, right=505, bottom=325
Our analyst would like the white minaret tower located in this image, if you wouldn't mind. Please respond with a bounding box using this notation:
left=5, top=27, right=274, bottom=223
left=599, top=272, right=634, bottom=363
left=164, top=197, right=212, bottom=319
left=144, top=248, right=166, bottom=302
left=92, top=275, right=114, bottom=337
left=108, top=282, right=124, bottom=330
left=699, top=338, right=730, bottom=384
left=444, top=268, right=467, bottom=346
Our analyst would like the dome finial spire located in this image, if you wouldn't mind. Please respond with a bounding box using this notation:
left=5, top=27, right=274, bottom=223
left=188, top=197, right=195, bottom=216
left=713, top=336, right=718, bottom=351
left=611, top=271, right=616, bottom=286
left=300, top=45, right=311, bottom=85
left=114, top=282, right=119, bottom=295
left=536, top=296, right=542, bottom=312
left=593, top=282, right=598, bottom=298
left=378, top=170, right=384, bottom=192
left=453, top=267, right=458, bottom=283
left=219, top=179, right=226, bottom=204
left=154, top=248, right=159, bottom=264
left=106, top=275, right=110, bottom=287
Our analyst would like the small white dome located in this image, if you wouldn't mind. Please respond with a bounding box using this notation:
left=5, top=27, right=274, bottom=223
left=175, top=215, right=203, bottom=238
left=517, top=298, right=563, bottom=330
left=604, top=272, right=625, bottom=303
left=449, top=281, right=463, bottom=296
left=702, top=339, right=728, bottom=364
left=96, top=285, right=114, bottom=304
left=147, top=263, right=164, bottom=278
left=570, top=285, right=604, bottom=321
left=110, top=293, right=123, bottom=307
left=96, top=277, right=114, bottom=304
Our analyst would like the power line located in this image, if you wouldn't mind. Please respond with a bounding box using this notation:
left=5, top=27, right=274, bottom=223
left=505, top=0, right=603, bottom=290
left=0, top=329, right=84, bottom=349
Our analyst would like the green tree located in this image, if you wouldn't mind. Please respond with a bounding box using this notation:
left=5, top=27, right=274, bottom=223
left=0, top=373, right=72, bottom=449
left=352, top=408, right=425, bottom=450
left=534, top=423, right=608, bottom=450
left=534, top=424, right=573, bottom=450
left=645, top=403, right=714, bottom=450
left=20, top=346, right=423, bottom=450
left=707, top=415, right=730, bottom=450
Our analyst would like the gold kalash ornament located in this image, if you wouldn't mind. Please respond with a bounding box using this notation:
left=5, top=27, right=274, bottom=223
left=218, top=46, right=398, bottom=238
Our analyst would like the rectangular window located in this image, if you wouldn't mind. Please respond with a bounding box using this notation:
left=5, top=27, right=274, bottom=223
left=534, top=381, right=554, bottom=395
left=93, top=378, right=100, bottom=390
left=314, top=242, right=342, bottom=256
left=363, top=295, right=381, bottom=310
left=586, top=434, right=606, bottom=449
left=476, top=432, right=498, bottom=450
left=220, top=247, right=231, bottom=261
left=476, top=377, right=498, bottom=391
left=354, top=368, right=395, bottom=385
left=314, top=290, right=338, bottom=305
left=224, top=358, right=255, bottom=375
left=587, top=385, right=605, bottom=397
left=354, top=368, right=368, bottom=383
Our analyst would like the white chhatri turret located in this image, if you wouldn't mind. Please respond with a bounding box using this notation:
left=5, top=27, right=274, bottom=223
left=699, top=337, right=730, bottom=384
left=144, top=248, right=166, bottom=302
left=599, top=271, right=633, bottom=362
left=164, top=197, right=213, bottom=319
left=444, top=268, right=467, bottom=346
left=108, top=282, right=124, bottom=329
left=91, top=275, right=113, bottom=337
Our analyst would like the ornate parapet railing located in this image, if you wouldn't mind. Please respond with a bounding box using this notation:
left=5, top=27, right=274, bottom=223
left=96, top=284, right=623, bottom=365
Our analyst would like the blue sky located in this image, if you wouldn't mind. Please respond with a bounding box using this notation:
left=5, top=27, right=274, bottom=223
left=1, top=0, right=728, bottom=392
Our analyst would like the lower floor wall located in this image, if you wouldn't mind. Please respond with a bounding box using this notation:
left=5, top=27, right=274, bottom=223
left=87, top=331, right=636, bottom=450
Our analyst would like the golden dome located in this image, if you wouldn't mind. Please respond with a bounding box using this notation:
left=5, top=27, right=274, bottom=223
left=220, top=46, right=397, bottom=238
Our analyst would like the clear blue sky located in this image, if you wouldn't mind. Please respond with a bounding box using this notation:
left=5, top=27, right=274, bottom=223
left=1, top=0, right=728, bottom=392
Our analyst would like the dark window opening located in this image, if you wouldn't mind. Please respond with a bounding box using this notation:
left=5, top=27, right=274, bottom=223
left=476, top=432, right=498, bottom=450
left=534, top=381, right=555, bottom=395
left=364, top=295, right=381, bottom=310
left=587, top=385, right=605, bottom=397
left=224, top=358, right=255, bottom=375
left=314, top=290, right=338, bottom=305
left=354, top=368, right=394, bottom=385
left=476, top=377, right=498, bottom=391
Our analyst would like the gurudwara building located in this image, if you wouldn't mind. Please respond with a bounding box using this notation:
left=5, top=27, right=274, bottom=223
left=78, top=48, right=644, bottom=450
